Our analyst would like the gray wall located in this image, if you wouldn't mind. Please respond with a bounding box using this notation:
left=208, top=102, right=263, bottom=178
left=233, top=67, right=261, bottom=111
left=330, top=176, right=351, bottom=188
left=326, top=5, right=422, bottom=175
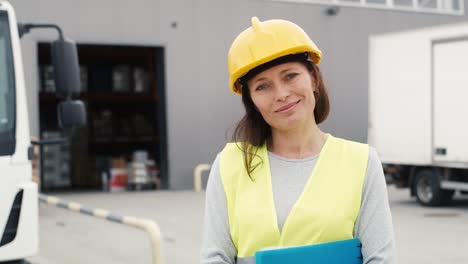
left=11, top=0, right=468, bottom=189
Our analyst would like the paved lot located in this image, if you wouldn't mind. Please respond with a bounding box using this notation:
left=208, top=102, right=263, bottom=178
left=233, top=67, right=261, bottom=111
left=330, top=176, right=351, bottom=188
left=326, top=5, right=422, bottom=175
left=27, top=185, right=468, bottom=264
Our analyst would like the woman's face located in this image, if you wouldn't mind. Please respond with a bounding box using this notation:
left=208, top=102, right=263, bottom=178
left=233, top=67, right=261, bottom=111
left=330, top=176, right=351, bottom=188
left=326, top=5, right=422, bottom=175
left=247, top=61, right=317, bottom=132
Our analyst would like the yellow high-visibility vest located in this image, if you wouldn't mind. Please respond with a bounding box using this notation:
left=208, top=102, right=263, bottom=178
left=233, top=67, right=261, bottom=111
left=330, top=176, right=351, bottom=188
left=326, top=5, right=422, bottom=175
left=219, top=134, right=369, bottom=258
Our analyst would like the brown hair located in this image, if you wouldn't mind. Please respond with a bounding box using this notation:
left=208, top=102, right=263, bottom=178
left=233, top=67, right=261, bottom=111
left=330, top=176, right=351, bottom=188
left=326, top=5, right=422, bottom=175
left=231, top=60, right=330, bottom=179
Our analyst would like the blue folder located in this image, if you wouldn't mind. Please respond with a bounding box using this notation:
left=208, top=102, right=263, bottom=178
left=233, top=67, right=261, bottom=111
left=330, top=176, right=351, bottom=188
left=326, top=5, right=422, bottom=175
left=255, top=238, right=363, bottom=264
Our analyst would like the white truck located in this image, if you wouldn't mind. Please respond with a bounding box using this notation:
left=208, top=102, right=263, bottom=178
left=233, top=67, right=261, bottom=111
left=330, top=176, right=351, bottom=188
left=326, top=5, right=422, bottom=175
left=369, top=22, right=468, bottom=206
left=0, top=1, right=85, bottom=262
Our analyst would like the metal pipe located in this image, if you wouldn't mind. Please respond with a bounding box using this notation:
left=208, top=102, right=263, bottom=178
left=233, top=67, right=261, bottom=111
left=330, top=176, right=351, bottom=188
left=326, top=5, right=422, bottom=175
left=194, top=164, right=211, bottom=192
left=39, top=194, right=165, bottom=264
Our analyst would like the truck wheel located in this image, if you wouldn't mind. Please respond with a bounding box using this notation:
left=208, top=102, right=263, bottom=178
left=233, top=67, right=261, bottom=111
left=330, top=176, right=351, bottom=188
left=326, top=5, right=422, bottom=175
left=414, top=169, right=454, bottom=206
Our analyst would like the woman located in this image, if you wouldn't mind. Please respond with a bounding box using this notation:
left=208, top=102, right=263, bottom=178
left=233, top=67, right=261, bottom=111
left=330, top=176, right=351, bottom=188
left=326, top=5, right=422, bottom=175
left=201, top=17, right=395, bottom=264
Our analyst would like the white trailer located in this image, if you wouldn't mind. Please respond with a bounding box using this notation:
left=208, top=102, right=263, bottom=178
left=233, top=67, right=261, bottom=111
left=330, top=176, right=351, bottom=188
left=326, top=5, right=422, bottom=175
left=369, top=22, right=468, bottom=206
left=0, top=1, right=85, bottom=262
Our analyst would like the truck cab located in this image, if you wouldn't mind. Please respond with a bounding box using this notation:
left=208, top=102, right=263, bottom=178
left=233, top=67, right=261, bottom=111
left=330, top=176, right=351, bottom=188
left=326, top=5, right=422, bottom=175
left=0, top=1, right=39, bottom=262
left=0, top=1, right=86, bottom=261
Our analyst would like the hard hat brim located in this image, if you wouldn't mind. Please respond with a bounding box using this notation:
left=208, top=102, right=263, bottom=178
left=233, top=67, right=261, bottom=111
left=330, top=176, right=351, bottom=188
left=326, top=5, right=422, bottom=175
left=230, top=47, right=321, bottom=94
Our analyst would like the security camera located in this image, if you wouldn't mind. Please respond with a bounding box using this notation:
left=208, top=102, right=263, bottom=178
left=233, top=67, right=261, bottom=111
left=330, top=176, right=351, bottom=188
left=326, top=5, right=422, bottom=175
left=325, top=6, right=340, bottom=16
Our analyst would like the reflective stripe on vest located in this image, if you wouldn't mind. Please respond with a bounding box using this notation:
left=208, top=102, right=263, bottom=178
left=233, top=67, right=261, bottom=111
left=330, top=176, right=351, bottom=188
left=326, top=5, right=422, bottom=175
left=219, top=134, right=369, bottom=258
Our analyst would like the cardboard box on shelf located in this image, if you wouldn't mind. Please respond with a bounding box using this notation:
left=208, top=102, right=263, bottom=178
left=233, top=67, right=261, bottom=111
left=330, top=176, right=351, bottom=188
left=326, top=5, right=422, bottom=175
left=111, top=157, right=127, bottom=169
left=41, top=64, right=55, bottom=92
left=113, top=64, right=132, bottom=92
left=109, top=156, right=128, bottom=192
left=80, top=65, right=88, bottom=92
left=41, top=131, right=71, bottom=188
left=133, top=67, right=150, bottom=93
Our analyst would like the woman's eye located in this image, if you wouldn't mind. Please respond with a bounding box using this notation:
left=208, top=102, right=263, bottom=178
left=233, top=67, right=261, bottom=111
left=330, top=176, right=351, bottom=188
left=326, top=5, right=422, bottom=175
left=255, top=84, right=268, bottom=91
left=285, top=73, right=299, bottom=80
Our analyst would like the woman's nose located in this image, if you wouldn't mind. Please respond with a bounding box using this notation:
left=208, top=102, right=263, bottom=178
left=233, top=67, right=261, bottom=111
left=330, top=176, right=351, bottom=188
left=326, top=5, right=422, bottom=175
left=275, top=85, right=291, bottom=101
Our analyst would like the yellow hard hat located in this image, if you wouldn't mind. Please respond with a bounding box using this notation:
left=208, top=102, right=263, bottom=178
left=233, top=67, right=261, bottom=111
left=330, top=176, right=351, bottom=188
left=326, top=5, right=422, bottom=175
left=228, top=17, right=322, bottom=94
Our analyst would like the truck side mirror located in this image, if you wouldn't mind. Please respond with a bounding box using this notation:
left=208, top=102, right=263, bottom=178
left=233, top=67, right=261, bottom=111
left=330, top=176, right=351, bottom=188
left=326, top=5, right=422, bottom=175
left=52, top=38, right=80, bottom=98
left=58, top=100, right=87, bottom=129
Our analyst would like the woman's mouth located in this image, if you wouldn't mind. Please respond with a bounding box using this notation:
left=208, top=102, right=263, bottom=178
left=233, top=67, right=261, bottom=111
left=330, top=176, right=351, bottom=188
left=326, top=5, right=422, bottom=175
left=275, top=100, right=301, bottom=113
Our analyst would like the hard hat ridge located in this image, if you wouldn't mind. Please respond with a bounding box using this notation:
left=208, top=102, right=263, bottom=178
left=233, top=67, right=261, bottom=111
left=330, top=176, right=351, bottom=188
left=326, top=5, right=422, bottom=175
left=251, top=16, right=262, bottom=32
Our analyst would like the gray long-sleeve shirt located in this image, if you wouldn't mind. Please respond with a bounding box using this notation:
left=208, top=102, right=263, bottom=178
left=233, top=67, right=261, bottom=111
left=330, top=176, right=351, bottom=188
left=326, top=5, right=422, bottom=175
left=201, top=146, right=396, bottom=264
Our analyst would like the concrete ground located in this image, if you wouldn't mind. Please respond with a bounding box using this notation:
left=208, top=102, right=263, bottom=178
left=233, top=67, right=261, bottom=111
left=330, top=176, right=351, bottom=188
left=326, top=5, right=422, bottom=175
left=26, top=185, right=468, bottom=264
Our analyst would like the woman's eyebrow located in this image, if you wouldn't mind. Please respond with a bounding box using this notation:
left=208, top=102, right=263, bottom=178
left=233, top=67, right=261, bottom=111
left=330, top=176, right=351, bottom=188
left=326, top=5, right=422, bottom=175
left=279, top=67, right=298, bottom=74
left=252, top=67, right=299, bottom=83
left=253, top=77, right=267, bottom=83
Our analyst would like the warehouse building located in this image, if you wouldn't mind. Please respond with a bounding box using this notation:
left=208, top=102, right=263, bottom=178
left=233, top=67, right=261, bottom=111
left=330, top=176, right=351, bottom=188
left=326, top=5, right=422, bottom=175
left=10, top=0, right=467, bottom=190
